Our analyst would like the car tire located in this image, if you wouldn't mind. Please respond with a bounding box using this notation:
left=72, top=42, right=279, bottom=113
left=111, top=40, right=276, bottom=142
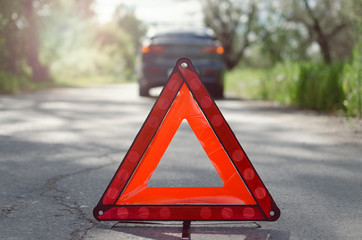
left=139, top=85, right=149, bottom=97
left=207, top=84, right=224, bottom=99
left=214, top=86, right=224, bottom=99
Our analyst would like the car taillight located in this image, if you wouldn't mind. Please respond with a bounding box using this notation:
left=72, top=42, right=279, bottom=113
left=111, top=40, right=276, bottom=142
left=142, top=45, right=165, bottom=53
left=202, top=46, right=224, bottom=54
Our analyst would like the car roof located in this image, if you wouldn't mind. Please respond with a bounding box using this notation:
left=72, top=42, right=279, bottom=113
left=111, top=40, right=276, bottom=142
left=147, top=27, right=215, bottom=39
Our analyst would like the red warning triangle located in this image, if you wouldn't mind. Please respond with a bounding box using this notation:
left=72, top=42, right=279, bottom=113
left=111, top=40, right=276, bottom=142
left=93, top=58, right=280, bottom=221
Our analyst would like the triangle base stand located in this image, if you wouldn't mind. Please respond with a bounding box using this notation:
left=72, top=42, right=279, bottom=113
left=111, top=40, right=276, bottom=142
left=181, top=220, right=191, bottom=240
left=112, top=220, right=192, bottom=239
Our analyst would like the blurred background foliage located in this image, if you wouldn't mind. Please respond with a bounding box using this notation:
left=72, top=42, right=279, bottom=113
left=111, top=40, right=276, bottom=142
left=0, top=0, right=361, bottom=117
left=0, top=0, right=146, bottom=92
left=213, top=0, right=361, bottom=117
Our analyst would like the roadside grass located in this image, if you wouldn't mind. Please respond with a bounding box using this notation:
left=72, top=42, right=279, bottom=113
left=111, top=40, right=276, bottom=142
left=53, top=74, right=134, bottom=88
left=342, top=40, right=362, bottom=118
left=224, top=68, right=265, bottom=99
left=0, top=71, right=135, bottom=94
left=0, top=72, right=39, bottom=94
left=225, top=60, right=361, bottom=117
left=297, top=62, right=345, bottom=112
left=260, top=62, right=299, bottom=105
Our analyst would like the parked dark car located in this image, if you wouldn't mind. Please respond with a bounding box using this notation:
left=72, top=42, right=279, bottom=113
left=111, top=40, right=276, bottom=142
left=138, top=28, right=224, bottom=98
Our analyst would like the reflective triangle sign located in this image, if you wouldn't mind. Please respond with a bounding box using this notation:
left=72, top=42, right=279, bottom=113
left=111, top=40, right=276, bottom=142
left=93, top=58, right=280, bottom=221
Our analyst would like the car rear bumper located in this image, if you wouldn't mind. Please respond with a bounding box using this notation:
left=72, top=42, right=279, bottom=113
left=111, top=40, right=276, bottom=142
left=140, top=59, right=224, bottom=89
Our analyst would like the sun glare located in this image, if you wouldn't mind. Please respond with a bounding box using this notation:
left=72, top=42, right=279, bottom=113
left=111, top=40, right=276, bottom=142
left=93, top=0, right=203, bottom=26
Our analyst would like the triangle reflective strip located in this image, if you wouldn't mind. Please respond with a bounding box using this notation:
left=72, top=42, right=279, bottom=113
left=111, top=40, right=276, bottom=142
left=93, top=58, right=280, bottom=221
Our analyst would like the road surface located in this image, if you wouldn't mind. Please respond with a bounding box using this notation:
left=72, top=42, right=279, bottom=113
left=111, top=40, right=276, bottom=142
left=1, top=83, right=361, bottom=239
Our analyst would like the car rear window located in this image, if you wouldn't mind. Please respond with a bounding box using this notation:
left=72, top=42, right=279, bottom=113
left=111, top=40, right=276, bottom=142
left=151, top=33, right=216, bottom=45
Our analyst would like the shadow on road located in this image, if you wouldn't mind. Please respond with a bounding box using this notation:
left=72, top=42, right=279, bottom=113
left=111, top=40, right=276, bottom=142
left=109, top=222, right=290, bottom=240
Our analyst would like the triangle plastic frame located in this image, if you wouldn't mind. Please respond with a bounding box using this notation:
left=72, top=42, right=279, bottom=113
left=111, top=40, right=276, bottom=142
left=93, top=58, right=280, bottom=221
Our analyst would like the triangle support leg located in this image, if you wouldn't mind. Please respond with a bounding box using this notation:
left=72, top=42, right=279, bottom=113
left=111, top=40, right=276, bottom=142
left=181, top=220, right=191, bottom=240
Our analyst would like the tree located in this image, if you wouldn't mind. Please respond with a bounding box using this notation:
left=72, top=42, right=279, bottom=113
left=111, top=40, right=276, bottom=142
left=0, top=0, right=54, bottom=82
left=0, top=1, right=26, bottom=75
left=257, top=2, right=312, bottom=64
left=93, top=23, right=136, bottom=78
left=280, top=0, right=354, bottom=64
left=113, top=5, right=147, bottom=52
left=0, top=0, right=97, bottom=83
left=23, top=0, right=50, bottom=82
left=202, top=0, right=257, bottom=70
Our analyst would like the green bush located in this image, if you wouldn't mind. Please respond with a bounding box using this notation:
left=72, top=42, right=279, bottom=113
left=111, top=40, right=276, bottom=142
left=0, top=71, right=31, bottom=94
left=260, top=62, right=299, bottom=105
left=225, top=68, right=265, bottom=98
left=297, top=62, right=345, bottom=111
left=342, top=40, right=362, bottom=117
left=44, top=22, right=136, bottom=86
left=227, top=61, right=355, bottom=115
left=257, top=61, right=346, bottom=112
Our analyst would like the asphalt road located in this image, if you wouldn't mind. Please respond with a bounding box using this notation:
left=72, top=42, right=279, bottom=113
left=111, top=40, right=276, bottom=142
left=1, top=83, right=361, bottom=240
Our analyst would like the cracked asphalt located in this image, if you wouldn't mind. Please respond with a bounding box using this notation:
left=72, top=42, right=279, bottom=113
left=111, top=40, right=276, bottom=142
left=1, top=83, right=361, bottom=240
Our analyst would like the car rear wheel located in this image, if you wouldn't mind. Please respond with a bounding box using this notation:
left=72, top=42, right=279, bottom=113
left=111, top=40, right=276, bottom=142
left=139, top=84, right=149, bottom=97
left=207, top=84, right=224, bottom=99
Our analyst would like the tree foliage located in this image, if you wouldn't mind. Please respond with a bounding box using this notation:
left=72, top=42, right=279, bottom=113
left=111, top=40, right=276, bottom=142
left=279, top=0, right=354, bottom=64
left=258, top=4, right=311, bottom=64
left=23, top=0, right=51, bottom=82
left=202, top=0, right=257, bottom=70
left=113, top=5, right=147, bottom=52
left=0, top=0, right=145, bottom=90
left=0, top=1, right=28, bottom=75
left=0, top=0, right=95, bottom=82
left=202, top=0, right=359, bottom=67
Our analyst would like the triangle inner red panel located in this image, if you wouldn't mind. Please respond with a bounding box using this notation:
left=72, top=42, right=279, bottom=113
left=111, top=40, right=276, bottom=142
left=93, top=58, right=280, bottom=221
